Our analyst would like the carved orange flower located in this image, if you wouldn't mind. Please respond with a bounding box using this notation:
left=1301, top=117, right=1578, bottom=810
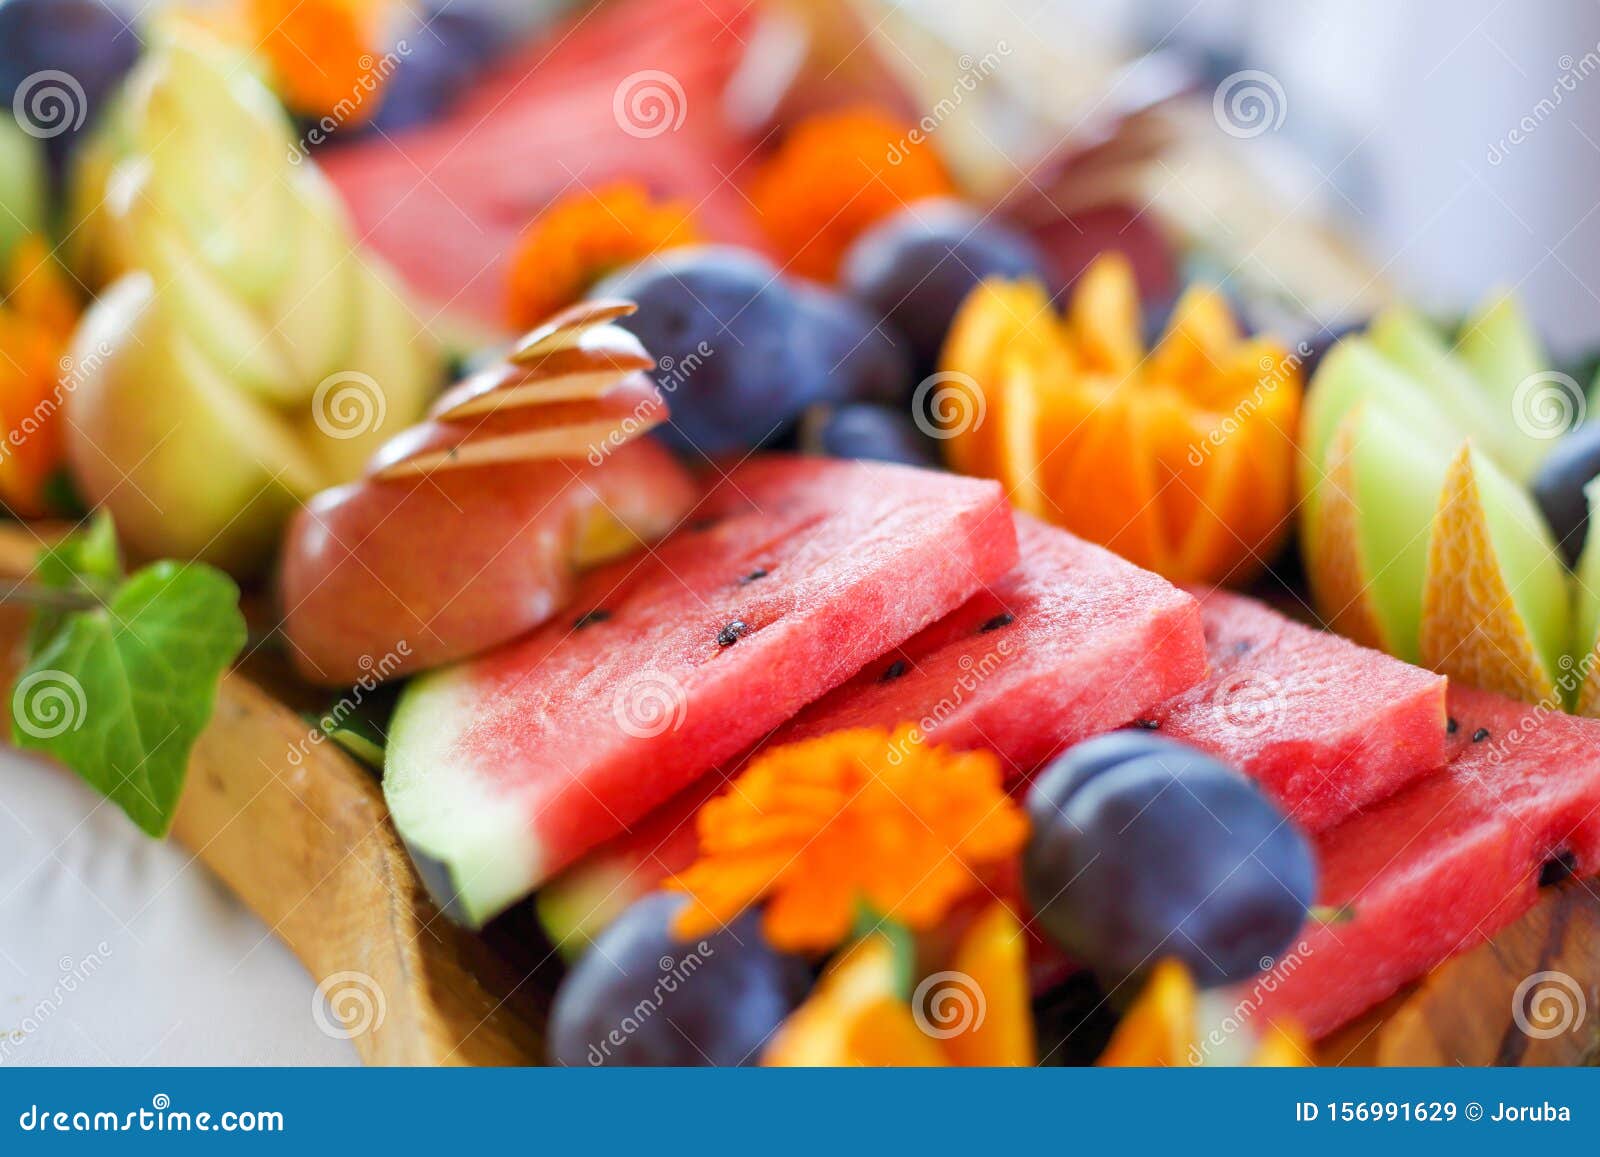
left=670, top=726, right=1028, bottom=952
left=248, top=0, right=389, bottom=120
left=506, top=182, right=701, bottom=330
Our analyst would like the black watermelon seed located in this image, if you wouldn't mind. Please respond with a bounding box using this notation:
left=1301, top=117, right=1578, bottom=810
left=690, top=517, right=719, bottom=532
left=979, top=612, right=1015, bottom=633
left=1447, top=716, right=1459, bottom=735
left=879, top=660, right=907, bottom=683
left=572, top=609, right=611, bottom=630
left=740, top=568, right=769, bottom=584
left=1539, top=850, right=1578, bottom=886
left=1472, top=727, right=1490, bottom=743
left=717, top=620, right=748, bottom=647
left=1133, top=718, right=1160, bottom=730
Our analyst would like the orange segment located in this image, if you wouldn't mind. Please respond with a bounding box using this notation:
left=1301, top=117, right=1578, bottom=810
left=763, top=935, right=947, bottom=1067
left=1067, top=252, right=1141, bottom=377
left=1147, top=285, right=1239, bottom=388
left=939, top=902, right=1035, bottom=1066
left=1098, top=959, right=1197, bottom=1066
left=938, top=278, right=1062, bottom=479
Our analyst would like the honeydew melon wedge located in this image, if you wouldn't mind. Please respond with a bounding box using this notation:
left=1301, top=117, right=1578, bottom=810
left=1420, top=443, right=1574, bottom=706
left=1366, top=306, right=1515, bottom=462
left=1456, top=292, right=1565, bottom=481
left=1307, top=405, right=1452, bottom=661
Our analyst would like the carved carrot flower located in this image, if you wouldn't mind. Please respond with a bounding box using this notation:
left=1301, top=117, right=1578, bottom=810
left=507, top=183, right=701, bottom=329
left=670, top=726, right=1028, bottom=952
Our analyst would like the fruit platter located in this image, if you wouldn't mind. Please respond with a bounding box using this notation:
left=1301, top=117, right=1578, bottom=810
left=1, top=0, right=1598, bottom=1070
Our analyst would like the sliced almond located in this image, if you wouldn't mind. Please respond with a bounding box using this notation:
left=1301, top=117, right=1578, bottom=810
left=369, top=373, right=669, bottom=480
left=508, top=299, right=637, bottom=362
left=433, top=327, right=653, bottom=417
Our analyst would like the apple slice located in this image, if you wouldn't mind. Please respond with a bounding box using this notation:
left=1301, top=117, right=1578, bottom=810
left=1420, top=443, right=1573, bottom=706
left=278, top=438, right=697, bottom=685
left=367, top=373, right=668, bottom=479
left=431, top=326, right=653, bottom=417
left=507, top=298, right=637, bottom=361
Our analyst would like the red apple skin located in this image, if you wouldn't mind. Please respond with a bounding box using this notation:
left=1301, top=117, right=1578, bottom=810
left=277, top=439, right=696, bottom=686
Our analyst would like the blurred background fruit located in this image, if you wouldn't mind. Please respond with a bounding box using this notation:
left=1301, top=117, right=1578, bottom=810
left=367, top=0, right=508, bottom=132
left=1531, top=420, right=1600, bottom=567
left=0, top=0, right=143, bottom=185
left=0, top=119, right=47, bottom=266
left=1023, top=732, right=1316, bottom=988
left=842, top=199, right=1049, bottom=374
left=548, top=893, right=811, bottom=1067
left=799, top=402, right=938, bottom=468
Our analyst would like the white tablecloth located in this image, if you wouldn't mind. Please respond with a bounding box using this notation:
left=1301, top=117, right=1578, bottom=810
left=0, top=750, right=356, bottom=1066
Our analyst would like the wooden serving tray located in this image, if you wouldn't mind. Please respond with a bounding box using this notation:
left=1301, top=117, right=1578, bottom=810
left=0, top=524, right=1593, bottom=1066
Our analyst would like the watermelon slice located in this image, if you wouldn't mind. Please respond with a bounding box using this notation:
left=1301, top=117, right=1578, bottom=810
left=384, top=457, right=1018, bottom=926
left=320, top=0, right=767, bottom=325
left=1255, top=686, right=1600, bottom=1038
left=1151, top=588, right=1448, bottom=831
left=536, top=516, right=1210, bottom=951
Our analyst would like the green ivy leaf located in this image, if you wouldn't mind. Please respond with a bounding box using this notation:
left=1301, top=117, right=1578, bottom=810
left=11, top=558, right=246, bottom=835
left=27, top=512, right=123, bottom=653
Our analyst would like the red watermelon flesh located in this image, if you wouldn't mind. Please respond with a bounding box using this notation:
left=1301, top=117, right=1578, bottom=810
left=1151, top=588, right=1448, bottom=831
left=535, top=515, right=1210, bottom=951
left=1253, top=686, right=1600, bottom=1039
left=383, top=457, right=1018, bottom=927
left=321, top=0, right=766, bottom=325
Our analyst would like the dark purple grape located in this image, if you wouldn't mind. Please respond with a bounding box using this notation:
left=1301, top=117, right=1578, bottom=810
left=789, top=285, right=913, bottom=408
left=1532, top=420, right=1600, bottom=567
left=800, top=403, right=939, bottom=468
left=366, top=2, right=505, bottom=133
left=1024, top=737, right=1315, bottom=987
left=841, top=199, right=1048, bottom=372
left=0, top=0, right=142, bottom=181
left=598, top=246, right=813, bottom=457
left=547, top=893, right=810, bottom=1067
